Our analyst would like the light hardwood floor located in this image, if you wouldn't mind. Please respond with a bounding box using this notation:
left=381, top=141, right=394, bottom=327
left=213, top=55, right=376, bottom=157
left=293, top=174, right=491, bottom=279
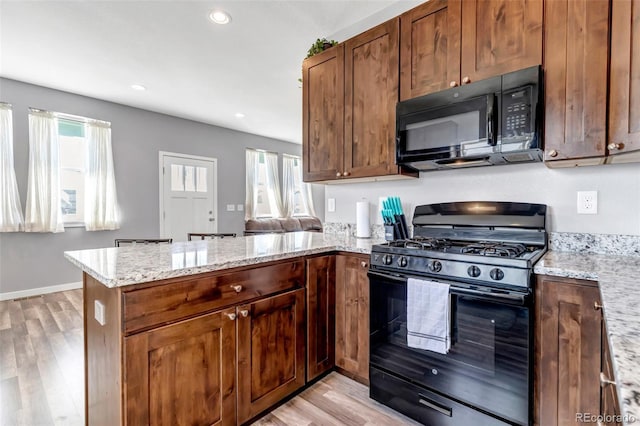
left=0, top=290, right=418, bottom=426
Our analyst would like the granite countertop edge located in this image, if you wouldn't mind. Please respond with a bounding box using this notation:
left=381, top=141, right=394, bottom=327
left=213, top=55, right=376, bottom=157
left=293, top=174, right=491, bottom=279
left=535, top=251, right=640, bottom=425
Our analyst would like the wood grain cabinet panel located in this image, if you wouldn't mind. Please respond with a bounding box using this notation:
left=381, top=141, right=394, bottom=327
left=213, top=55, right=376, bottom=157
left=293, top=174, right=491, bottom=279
left=237, top=289, right=306, bottom=424
left=543, top=0, right=609, bottom=163
left=306, top=255, right=336, bottom=381
left=124, top=308, right=237, bottom=426
left=535, top=276, right=602, bottom=426
left=344, top=18, right=400, bottom=178
left=461, top=0, right=542, bottom=83
left=399, top=0, right=462, bottom=100
left=609, top=0, right=640, bottom=160
left=335, top=254, right=369, bottom=384
left=302, top=45, right=344, bottom=182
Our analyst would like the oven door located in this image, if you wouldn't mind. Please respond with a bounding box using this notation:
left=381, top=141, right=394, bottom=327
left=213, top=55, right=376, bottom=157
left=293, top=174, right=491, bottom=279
left=369, top=270, right=531, bottom=426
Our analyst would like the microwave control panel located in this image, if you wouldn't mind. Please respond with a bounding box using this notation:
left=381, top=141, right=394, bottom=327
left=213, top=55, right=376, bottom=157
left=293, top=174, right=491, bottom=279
left=502, top=85, right=533, bottom=140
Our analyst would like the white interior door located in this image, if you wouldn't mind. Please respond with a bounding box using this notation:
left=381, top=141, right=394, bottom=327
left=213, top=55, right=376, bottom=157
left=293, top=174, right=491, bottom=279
left=160, top=152, right=217, bottom=242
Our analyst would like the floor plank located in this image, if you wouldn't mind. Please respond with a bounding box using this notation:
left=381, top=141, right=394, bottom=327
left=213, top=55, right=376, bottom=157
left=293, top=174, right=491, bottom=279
left=1, top=289, right=418, bottom=426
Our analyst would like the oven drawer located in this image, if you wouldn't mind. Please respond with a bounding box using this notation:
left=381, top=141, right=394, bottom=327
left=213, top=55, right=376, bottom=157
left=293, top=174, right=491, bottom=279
left=370, top=368, right=512, bottom=426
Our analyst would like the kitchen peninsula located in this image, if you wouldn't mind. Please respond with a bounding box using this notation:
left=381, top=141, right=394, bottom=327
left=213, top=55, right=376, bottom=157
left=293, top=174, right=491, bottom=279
left=64, top=232, right=377, bottom=426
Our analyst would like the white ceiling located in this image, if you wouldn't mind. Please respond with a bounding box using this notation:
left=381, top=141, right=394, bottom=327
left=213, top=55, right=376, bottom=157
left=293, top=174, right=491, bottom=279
left=0, top=0, right=420, bottom=144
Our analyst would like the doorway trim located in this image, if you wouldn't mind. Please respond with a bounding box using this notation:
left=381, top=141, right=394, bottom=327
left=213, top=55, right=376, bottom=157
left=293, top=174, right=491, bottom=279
left=158, top=151, right=218, bottom=238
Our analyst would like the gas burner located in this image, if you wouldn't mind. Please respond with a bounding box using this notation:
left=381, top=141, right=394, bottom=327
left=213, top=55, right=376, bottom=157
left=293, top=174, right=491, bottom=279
left=460, top=242, right=527, bottom=258
left=390, top=237, right=450, bottom=250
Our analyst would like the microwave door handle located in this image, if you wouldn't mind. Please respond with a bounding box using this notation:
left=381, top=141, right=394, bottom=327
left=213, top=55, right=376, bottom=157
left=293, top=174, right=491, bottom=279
left=487, top=95, right=497, bottom=146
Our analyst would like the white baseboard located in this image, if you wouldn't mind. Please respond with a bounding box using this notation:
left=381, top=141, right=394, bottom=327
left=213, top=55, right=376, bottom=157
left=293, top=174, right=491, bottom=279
left=0, top=281, right=83, bottom=301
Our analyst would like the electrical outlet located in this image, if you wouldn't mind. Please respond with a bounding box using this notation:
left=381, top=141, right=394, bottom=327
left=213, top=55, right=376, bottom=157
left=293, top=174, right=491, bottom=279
left=226, top=204, right=235, bottom=211
left=94, top=300, right=106, bottom=326
left=237, top=204, right=244, bottom=211
left=577, top=191, right=598, bottom=214
left=328, top=198, right=336, bottom=212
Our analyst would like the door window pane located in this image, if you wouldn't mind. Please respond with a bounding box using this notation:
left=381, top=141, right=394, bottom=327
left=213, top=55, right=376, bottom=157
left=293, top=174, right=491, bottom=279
left=184, top=166, right=196, bottom=192
left=195, top=167, right=207, bottom=192
left=170, top=164, right=185, bottom=191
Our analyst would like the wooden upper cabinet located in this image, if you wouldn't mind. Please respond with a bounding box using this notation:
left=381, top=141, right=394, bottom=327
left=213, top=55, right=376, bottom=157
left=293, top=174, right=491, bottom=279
left=399, top=0, right=462, bottom=100
left=302, top=45, right=344, bottom=182
left=237, top=289, right=306, bottom=424
left=344, top=18, right=400, bottom=178
left=609, top=0, right=640, bottom=159
left=124, top=308, right=237, bottom=426
left=543, top=0, right=610, bottom=163
left=461, top=0, right=542, bottom=83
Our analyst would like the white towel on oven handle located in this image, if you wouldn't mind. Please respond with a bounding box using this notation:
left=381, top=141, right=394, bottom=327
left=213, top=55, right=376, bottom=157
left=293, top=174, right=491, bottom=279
left=406, top=278, right=451, bottom=354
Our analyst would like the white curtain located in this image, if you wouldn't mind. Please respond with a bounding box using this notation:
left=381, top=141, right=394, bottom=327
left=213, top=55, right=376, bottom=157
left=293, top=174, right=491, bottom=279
left=25, top=111, right=63, bottom=233
left=84, top=121, right=120, bottom=231
left=245, top=149, right=259, bottom=220
left=0, top=104, right=25, bottom=232
left=283, top=155, right=316, bottom=218
left=264, top=151, right=284, bottom=218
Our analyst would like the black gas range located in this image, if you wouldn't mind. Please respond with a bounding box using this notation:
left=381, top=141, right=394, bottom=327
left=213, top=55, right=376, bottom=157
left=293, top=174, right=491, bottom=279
left=369, top=201, right=547, bottom=426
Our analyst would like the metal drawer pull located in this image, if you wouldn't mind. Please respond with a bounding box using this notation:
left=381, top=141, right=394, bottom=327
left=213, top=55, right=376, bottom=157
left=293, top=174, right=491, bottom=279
left=594, top=301, right=603, bottom=311
left=226, top=313, right=236, bottom=321
left=600, top=372, right=616, bottom=387
left=361, top=261, right=368, bottom=268
left=418, top=395, right=452, bottom=417
left=239, top=309, right=249, bottom=317
left=231, top=285, right=243, bottom=293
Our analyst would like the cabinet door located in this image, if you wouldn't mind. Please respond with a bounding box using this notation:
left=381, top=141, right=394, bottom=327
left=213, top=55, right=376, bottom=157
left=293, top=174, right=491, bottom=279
left=535, top=276, right=601, bottom=426
left=302, top=45, right=344, bottom=182
left=306, top=255, right=336, bottom=381
left=399, top=0, right=462, bottom=100
left=544, top=0, right=609, bottom=163
left=335, top=254, right=369, bottom=384
left=461, top=0, right=542, bottom=83
left=237, top=289, right=306, bottom=423
left=344, top=19, right=399, bottom=178
left=124, top=308, right=236, bottom=426
left=609, top=0, right=640, bottom=158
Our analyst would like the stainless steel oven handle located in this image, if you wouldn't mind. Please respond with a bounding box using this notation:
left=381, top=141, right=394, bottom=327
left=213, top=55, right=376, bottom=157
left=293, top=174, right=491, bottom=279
left=368, top=270, right=528, bottom=305
left=417, top=394, right=452, bottom=417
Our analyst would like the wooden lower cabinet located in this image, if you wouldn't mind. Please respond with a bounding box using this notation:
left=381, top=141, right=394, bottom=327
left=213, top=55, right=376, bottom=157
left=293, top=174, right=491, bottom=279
left=335, top=253, right=370, bottom=384
left=306, top=255, right=336, bottom=381
left=237, top=289, right=306, bottom=424
left=535, top=275, right=608, bottom=426
left=124, top=308, right=237, bottom=426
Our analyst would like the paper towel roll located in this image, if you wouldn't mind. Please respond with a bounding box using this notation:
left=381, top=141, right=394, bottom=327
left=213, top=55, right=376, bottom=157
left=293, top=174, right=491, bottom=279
left=356, top=200, right=370, bottom=238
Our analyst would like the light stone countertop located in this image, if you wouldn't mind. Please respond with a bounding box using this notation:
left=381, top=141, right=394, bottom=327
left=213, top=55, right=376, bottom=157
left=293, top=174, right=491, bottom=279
left=64, top=232, right=382, bottom=288
left=535, top=251, right=640, bottom=425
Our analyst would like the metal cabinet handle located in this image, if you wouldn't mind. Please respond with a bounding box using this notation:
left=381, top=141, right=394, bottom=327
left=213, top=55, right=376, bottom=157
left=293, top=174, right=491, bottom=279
left=462, top=76, right=471, bottom=84
left=361, top=261, right=368, bottom=268
left=336, top=172, right=342, bottom=177
left=548, top=149, right=558, bottom=158
left=231, top=285, right=243, bottom=293
left=343, top=171, right=350, bottom=176
left=449, top=81, right=458, bottom=88
left=239, top=309, right=249, bottom=317
left=600, top=372, right=616, bottom=387
left=608, top=142, right=623, bottom=151
left=594, top=301, right=603, bottom=311
left=226, top=313, right=237, bottom=321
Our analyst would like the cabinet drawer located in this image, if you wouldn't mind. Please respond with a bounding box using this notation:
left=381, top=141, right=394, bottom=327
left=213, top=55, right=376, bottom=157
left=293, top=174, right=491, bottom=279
left=123, top=260, right=304, bottom=334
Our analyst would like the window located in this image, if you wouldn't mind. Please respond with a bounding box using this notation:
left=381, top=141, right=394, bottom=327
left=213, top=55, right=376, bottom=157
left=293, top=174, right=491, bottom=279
left=283, top=155, right=316, bottom=218
left=246, top=149, right=282, bottom=219
left=59, top=119, right=86, bottom=225
left=170, top=164, right=208, bottom=192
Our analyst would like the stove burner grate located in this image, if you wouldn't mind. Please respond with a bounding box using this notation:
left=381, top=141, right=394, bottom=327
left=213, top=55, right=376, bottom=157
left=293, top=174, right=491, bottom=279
left=460, top=242, right=527, bottom=258
left=392, top=237, right=451, bottom=250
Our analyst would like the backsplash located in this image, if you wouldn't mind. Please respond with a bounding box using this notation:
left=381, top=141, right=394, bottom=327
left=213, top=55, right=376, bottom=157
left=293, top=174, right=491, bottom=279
left=324, top=223, right=640, bottom=257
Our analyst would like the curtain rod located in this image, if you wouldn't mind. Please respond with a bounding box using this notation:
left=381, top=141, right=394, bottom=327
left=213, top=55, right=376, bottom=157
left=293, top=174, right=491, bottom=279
left=28, top=107, right=110, bottom=127
left=248, top=147, right=278, bottom=156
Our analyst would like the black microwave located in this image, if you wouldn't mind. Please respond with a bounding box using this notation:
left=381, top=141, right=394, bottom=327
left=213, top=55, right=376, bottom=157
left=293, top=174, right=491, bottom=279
left=396, top=66, right=543, bottom=171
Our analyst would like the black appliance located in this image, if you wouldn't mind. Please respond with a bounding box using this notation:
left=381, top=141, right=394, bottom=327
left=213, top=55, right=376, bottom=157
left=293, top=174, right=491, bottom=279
left=369, top=201, right=547, bottom=426
left=396, top=66, right=543, bottom=171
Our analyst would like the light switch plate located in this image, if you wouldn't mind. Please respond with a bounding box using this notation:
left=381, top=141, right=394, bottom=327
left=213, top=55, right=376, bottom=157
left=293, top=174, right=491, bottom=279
left=237, top=204, right=244, bottom=211
left=328, top=198, right=336, bottom=212
left=226, top=204, right=236, bottom=211
left=94, top=300, right=106, bottom=326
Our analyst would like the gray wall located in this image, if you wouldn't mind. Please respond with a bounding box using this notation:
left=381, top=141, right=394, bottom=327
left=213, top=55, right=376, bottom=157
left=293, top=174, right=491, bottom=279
left=0, top=78, right=324, bottom=293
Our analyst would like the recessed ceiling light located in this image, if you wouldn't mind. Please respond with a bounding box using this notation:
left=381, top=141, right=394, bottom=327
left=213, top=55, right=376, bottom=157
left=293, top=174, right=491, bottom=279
left=130, top=84, right=146, bottom=91
left=209, top=10, right=231, bottom=24
left=235, top=112, right=245, bottom=118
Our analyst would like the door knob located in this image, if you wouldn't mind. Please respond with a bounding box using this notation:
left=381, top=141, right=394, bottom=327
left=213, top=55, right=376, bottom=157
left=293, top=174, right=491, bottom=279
left=209, top=218, right=215, bottom=222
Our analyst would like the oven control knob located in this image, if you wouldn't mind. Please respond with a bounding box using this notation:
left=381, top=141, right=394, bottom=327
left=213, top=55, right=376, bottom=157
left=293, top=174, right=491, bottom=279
left=490, top=268, right=505, bottom=281
left=428, top=261, right=442, bottom=273
left=382, top=254, right=393, bottom=265
left=467, top=265, right=481, bottom=278
left=398, top=256, right=408, bottom=267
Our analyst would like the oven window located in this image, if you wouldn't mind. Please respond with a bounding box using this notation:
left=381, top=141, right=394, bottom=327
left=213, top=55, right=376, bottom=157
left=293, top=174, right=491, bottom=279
left=370, top=276, right=530, bottom=425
